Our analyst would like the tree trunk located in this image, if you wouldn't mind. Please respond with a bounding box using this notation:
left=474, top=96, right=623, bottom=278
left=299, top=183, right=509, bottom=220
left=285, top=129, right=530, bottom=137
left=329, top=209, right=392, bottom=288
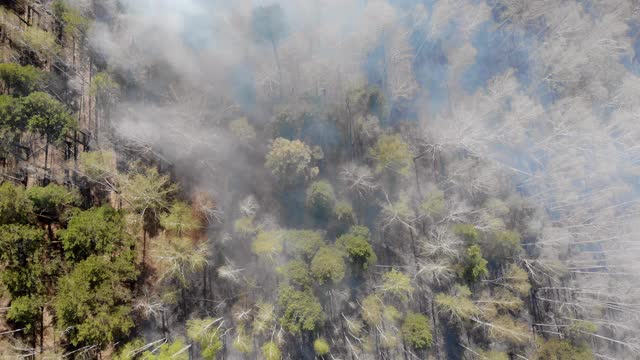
left=43, top=139, right=49, bottom=184
left=270, top=39, right=282, bottom=98
left=39, top=306, right=44, bottom=353
left=142, top=229, right=147, bottom=267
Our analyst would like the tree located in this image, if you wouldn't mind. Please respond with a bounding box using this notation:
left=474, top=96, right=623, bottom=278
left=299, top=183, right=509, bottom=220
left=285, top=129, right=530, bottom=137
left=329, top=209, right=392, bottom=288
left=90, top=71, right=120, bottom=137
left=153, top=235, right=208, bottom=287
left=265, top=138, right=318, bottom=184
left=306, top=180, right=336, bottom=222
left=252, top=230, right=284, bottom=260
left=0, top=224, right=45, bottom=297
left=401, top=313, right=433, bottom=350
left=20, top=27, right=60, bottom=62
left=113, top=339, right=144, bottom=360
left=310, top=246, right=345, bottom=284
left=54, top=255, right=137, bottom=348
left=26, top=184, right=79, bottom=218
left=369, top=134, right=412, bottom=176
left=160, top=201, right=201, bottom=237
left=282, top=230, right=324, bottom=259
left=6, top=295, right=43, bottom=337
left=277, top=285, right=324, bottom=333
left=262, top=341, right=282, bottom=360
left=504, top=263, right=531, bottom=296
left=434, top=286, right=481, bottom=323
left=16, top=92, right=76, bottom=178
left=142, top=339, right=189, bottom=360
left=334, top=201, right=355, bottom=235
left=0, top=95, right=21, bottom=150
left=232, top=326, right=253, bottom=354
left=187, top=317, right=223, bottom=360
left=0, top=182, right=34, bottom=225
left=336, top=226, right=377, bottom=269
left=421, top=189, right=445, bottom=219
left=314, top=338, right=330, bottom=356
left=251, top=4, right=287, bottom=96
left=361, top=295, right=384, bottom=326
left=228, top=117, right=256, bottom=143
left=119, top=165, right=178, bottom=265
left=22, top=92, right=76, bottom=144
left=452, top=223, right=480, bottom=244
left=483, top=230, right=523, bottom=263
left=378, top=269, right=414, bottom=302
left=0, top=224, right=45, bottom=348
left=281, top=259, right=312, bottom=288
left=59, top=206, right=131, bottom=263
left=458, top=244, right=489, bottom=283
left=0, top=63, right=42, bottom=96
left=53, top=0, right=90, bottom=39
left=534, top=339, right=593, bottom=360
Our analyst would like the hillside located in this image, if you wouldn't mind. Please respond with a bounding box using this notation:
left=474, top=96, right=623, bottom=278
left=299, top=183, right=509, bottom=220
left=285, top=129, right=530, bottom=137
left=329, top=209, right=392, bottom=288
left=1, top=0, right=640, bottom=359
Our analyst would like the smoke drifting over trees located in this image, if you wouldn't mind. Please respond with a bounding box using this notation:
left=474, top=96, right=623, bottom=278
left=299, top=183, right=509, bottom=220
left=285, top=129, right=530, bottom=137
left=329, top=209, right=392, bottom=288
left=1, top=0, right=640, bottom=358
left=87, top=0, right=640, bottom=358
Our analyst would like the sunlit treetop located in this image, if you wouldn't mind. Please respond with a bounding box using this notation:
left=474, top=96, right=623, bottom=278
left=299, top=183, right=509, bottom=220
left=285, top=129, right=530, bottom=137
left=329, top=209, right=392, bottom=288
left=265, top=138, right=319, bottom=184
left=369, top=134, right=412, bottom=176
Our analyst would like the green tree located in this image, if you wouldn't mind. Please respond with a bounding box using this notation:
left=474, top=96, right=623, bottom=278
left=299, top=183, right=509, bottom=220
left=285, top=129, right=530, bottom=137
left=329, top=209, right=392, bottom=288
left=401, top=313, right=433, bottom=350
left=434, top=286, right=481, bottom=323
left=310, top=246, right=345, bottom=284
left=334, top=201, right=355, bottom=235
left=26, top=184, right=79, bottom=218
left=314, top=338, right=330, bottom=356
left=265, top=138, right=318, bottom=184
left=153, top=235, right=208, bottom=287
left=22, top=92, right=76, bottom=143
left=0, top=95, right=21, bottom=153
left=0, top=182, right=34, bottom=225
left=534, top=339, right=593, bottom=360
left=282, top=229, right=324, bottom=259
left=484, top=230, right=523, bottom=263
left=458, top=244, right=489, bottom=283
left=0, top=224, right=45, bottom=297
left=0, top=63, right=43, bottom=96
left=281, top=259, right=312, bottom=288
left=6, top=295, right=43, bottom=336
left=54, top=255, right=137, bottom=348
left=187, top=318, right=223, bottom=360
left=277, top=285, right=324, bottom=333
left=369, top=134, right=412, bottom=176
left=229, top=117, right=256, bottom=142
left=59, top=206, right=131, bottom=263
left=119, top=165, right=178, bottom=265
left=336, top=226, right=376, bottom=269
left=421, top=189, right=445, bottom=219
left=504, top=263, right=531, bottom=296
left=113, top=339, right=145, bottom=360
left=452, top=223, right=480, bottom=244
left=142, top=339, right=189, bottom=360
left=261, top=341, right=282, bottom=360
left=252, top=230, right=284, bottom=260
left=20, top=27, right=60, bottom=61
left=53, top=0, right=90, bottom=39
left=361, top=295, right=384, bottom=326
left=306, top=180, right=336, bottom=221
left=160, top=201, right=201, bottom=236
left=90, top=71, right=120, bottom=136
left=18, top=92, right=76, bottom=177
left=378, top=269, right=413, bottom=302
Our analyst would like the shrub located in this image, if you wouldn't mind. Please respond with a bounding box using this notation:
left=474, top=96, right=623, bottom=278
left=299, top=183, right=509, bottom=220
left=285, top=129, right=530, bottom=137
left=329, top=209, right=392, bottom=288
left=401, top=313, right=433, bottom=350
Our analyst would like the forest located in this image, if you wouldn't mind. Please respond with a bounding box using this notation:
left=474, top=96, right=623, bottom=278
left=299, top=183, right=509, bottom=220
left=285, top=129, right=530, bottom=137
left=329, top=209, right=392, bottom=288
left=0, top=0, right=639, bottom=359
